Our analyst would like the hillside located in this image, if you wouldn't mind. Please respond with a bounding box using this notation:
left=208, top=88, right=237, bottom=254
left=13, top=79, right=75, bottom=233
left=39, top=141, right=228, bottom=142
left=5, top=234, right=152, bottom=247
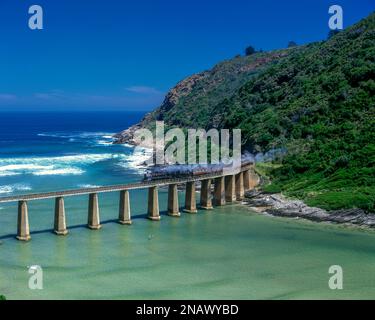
left=116, top=12, right=375, bottom=212
left=114, top=49, right=290, bottom=143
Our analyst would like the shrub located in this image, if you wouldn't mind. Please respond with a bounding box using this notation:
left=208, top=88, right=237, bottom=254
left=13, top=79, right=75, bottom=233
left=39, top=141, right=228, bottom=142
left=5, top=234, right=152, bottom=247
left=263, top=184, right=282, bottom=194
left=245, top=46, right=256, bottom=56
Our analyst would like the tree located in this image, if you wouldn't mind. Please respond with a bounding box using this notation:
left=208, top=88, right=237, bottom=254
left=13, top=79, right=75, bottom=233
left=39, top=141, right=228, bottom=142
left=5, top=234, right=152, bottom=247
left=328, top=29, right=340, bottom=39
left=288, top=41, right=297, bottom=48
left=245, top=45, right=256, bottom=56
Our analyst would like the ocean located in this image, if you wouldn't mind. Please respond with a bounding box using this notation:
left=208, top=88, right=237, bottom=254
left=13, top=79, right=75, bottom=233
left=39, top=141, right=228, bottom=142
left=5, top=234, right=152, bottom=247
left=0, top=111, right=149, bottom=194
left=0, top=111, right=375, bottom=299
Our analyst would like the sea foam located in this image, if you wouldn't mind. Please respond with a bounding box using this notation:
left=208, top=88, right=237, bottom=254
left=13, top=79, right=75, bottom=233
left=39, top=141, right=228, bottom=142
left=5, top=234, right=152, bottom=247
left=0, top=184, right=32, bottom=194
left=0, top=153, right=126, bottom=176
left=117, top=146, right=153, bottom=173
left=33, top=168, right=84, bottom=176
left=77, top=184, right=102, bottom=188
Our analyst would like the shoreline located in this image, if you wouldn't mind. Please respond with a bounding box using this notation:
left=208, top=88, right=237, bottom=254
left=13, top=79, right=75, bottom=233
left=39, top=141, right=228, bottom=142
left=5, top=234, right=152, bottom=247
left=244, top=190, right=375, bottom=229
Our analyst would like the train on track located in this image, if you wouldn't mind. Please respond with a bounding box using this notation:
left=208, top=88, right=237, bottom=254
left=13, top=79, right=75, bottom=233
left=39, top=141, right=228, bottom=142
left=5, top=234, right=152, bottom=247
left=144, top=156, right=254, bottom=181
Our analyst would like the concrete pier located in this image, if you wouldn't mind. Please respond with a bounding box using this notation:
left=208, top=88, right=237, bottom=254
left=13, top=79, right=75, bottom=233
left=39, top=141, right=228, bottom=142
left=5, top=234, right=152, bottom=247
left=119, top=190, right=132, bottom=225
left=214, top=177, right=226, bottom=206
left=200, top=179, right=213, bottom=210
left=88, top=193, right=101, bottom=230
left=168, top=184, right=180, bottom=217
left=235, top=172, right=245, bottom=200
left=148, top=186, right=160, bottom=221
left=184, top=182, right=197, bottom=213
left=243, top=169, right=251, bottom=191
left=225, top=175, right=237, bottom=202
left=54, top=197, right=68, bottom=235
left=16, top=200, right=31, bottom=241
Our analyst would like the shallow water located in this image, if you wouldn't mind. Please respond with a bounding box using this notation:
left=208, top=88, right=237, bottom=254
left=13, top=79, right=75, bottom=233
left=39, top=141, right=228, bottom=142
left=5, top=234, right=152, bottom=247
left=1, top=196, right=375, bottom=300
left=1, top=112, right=375, bottom=299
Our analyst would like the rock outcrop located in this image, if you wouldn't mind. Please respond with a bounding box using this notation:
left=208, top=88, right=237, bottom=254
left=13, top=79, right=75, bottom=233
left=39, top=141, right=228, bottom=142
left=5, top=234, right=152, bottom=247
left=245, top=190, right=375, bottom=228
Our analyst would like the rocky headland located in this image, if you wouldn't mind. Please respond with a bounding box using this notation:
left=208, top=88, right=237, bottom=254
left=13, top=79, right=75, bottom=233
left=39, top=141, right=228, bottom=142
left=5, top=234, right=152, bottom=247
left=244, top=190, right=375, bottom=229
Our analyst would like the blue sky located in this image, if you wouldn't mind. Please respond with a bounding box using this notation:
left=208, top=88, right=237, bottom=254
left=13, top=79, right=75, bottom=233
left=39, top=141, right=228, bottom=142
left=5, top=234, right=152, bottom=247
left=0, top=0, right=374, bottom=111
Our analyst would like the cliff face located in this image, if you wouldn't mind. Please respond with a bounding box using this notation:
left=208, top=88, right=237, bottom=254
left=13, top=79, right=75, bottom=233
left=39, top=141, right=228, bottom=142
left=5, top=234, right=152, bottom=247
left=113, top=50, right=290, bottom=144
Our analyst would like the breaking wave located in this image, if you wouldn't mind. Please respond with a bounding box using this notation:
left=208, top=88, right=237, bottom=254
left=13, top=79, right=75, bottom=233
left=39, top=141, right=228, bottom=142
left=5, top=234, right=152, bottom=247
left=117, top=146, right=153, bottom=173
left=37, top=131, right=115, bottom=147
left=77, top=184, right=102, bottom=189
left=0, top=184, right=32, bottom=195
left=0, top=131, right=151, bottom=179
left=0, top=154, right=126, bottom=177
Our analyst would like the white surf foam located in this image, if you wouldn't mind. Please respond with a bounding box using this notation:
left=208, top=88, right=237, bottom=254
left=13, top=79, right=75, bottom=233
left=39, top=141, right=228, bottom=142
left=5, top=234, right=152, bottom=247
left=0, top=130, right=150, bottom=178
left=38, top=131, right=116, bottom=147
left=117, top=146, right=153, bottom=173
left=0, top=184, right=32, bottom=194
left=0, top=153, right=126, bottom=177
left=77, top=184, right=102, bottom=189
left=0, top=164, right=53, bottom=171
left=0, top=172, right=21, bottom=177
left=0, top=186, right=13, bottom=194
left=33, top=168, right=84, bottom=176
left=96, top=140, right=113, bottom=146
left=38, top=132, right=115, bottom=140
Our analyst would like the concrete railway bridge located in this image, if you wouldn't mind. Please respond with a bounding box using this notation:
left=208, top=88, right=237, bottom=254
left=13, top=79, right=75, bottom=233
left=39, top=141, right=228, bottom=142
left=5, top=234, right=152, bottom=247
left=0, top=165, right=259, bottom=241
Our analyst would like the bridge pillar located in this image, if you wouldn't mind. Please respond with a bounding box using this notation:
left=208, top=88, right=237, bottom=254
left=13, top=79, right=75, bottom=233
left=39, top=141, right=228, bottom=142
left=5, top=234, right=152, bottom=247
left=184, top=181, right=197, bottom=213
left=119, top=190, right=132, bottom=225
left=88, top=193, right=101, bottom=230
left=54, top=197, right=68, bottom=235
left=243, top=169, right=251, bottom=191
left=214, top=177, right=226, bottom=206
left=17, top=200, right=31, bottom=241
left=200, top=179, right=213, bottom=210
left=225, top=175, right=237, bottom=202
left=235, top=172, right=245, bottom=200
left=168, top=184, right=180, bottom=217
left=148, top=186, right=160, bottom=221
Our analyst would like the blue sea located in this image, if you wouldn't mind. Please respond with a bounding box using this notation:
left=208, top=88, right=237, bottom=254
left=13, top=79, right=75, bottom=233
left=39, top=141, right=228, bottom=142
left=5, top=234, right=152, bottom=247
left=0, top=111, right=148, bottom=196
left=1, top=111, right=375, bottom=300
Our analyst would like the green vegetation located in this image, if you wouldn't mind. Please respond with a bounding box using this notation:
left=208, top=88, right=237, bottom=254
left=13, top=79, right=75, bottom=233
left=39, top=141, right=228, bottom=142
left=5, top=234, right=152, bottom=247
left=328, top=29, right=341, bottom=39
left=245, top=45, right=256, bottom=56
left=222, top=14, right=375, bottom=212
left=262, top=184, right=283, bottom=194
left=141, top=49, right=290, bottom=129
left=0, top=295, right=6, bottom=300
left=255, top=162, right=282, bottom=177
left=136, top=13, right=375, bottom=212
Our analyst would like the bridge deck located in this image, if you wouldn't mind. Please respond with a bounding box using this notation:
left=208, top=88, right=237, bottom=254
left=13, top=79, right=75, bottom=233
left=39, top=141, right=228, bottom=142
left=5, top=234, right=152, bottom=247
left=0, top=165, right=252, bottom=203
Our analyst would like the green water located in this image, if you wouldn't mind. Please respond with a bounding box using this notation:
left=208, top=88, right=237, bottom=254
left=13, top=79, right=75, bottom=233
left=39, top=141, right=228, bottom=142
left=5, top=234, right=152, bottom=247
left=1, top=189, right=375, bottom=300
